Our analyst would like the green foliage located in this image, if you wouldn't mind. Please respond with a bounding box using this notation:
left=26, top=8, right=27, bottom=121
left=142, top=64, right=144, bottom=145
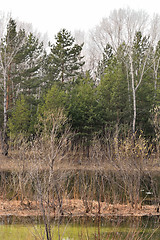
left=12, top=32, right=44, bottom=96
left=38, top=83, right=67, bottom=121
left=0, top=18, right=44, bottom=117
left=136, top=74, right=155, bottom=137
left=8, top=95, right=37, bottom=139
left=96, top=43, right=114, bottom=80
left=132, top=31, right=150, bottom=70
left=67, top=73, right=99, bottom=138
left=44, top=84, right=67, bottom=111
left=130, top=31, right=156, bottom=136
left=0, top=19, right=159, bottom=145
left=44, top=28, right=84, bottom=85
left=39, top=73, right=99, bottom=141
left=37, top=83, right=68, bottom=136
left=97, top=59, right=131, bottom=134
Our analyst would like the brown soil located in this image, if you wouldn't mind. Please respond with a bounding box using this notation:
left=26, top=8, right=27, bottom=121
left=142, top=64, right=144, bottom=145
left=0, top=198, right=159, bottom=218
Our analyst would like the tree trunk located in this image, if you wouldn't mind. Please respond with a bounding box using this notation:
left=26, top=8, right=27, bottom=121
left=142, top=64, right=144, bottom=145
left=130, top=54, right=136, bottom=134
left=2, top=71, right=9, bottom=155
left=153, top=57, right=159, bottom=100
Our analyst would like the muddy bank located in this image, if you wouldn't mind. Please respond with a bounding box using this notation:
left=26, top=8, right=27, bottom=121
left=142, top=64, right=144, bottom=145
left=0, top=198, right=160, bottom=219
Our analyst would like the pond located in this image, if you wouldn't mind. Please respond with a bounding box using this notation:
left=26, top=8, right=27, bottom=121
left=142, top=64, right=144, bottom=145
left=0, top=216, right=159, bottom=240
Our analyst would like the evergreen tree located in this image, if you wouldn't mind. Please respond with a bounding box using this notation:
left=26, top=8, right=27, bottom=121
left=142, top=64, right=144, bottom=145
left=8, top=95, right=36, bottom=139
left=0, top=18, right=44, bottom=153
left=13, top=32, right=44, bottom=97
left=97, top=59, right=130, bottom=135
left=44, top=29, right=84, bottom=86
left=42, top=83, right=67, bottom=114
left=67, top=73, right=98, bottom=139
left=96, top=43, right=113, bottom=81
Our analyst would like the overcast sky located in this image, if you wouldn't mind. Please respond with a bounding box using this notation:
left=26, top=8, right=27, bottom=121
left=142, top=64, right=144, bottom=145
left=1, top=0, right=160, bottom=40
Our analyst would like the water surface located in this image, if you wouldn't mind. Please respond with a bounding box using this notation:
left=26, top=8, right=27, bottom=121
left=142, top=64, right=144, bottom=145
left=0, top=216, right=159, bottom=240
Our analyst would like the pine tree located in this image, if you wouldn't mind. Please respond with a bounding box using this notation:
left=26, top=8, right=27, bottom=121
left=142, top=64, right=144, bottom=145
left=8, top=95, right=36, bottom=139
left=0, top=18, right=44, bottom=154
left=45, top=29, right=84, bottom=86
left=67, top=72, right=98, bottom=139
left=96, top=43, right=113, bottom=81
left=97, top=59, right=130, bottom=134
left=13, top=32, right=44, bottom=97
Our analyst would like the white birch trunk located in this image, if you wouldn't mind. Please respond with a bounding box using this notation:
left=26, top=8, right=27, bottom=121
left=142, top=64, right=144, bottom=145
left=3, top=71, right=7, bottom=132
left=129, top=43, right=150, bottom=134
left=129, top=54, right=136, bottom=134
left=153, top=57, right=160, bottom=99
left=0, top=22, right=26, bottom=155
left=1, top=68, right=9, bottom=155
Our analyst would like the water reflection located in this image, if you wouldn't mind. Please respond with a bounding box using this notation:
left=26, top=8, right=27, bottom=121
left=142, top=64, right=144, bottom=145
left=0, top=216, right=159, bottom=240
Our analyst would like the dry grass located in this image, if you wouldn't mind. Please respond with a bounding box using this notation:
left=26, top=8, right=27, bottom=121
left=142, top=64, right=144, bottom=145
left=1, top=149, right=160, bottom=173
left=0, top=198, right=159, bottom=218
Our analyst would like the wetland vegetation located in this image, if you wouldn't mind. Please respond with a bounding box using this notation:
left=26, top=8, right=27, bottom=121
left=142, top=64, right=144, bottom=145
left=0, top=7, right=160, bottom=240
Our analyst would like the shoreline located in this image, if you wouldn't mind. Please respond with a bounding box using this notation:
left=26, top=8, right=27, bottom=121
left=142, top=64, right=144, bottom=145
left=0, top=199, right=159, bottom=219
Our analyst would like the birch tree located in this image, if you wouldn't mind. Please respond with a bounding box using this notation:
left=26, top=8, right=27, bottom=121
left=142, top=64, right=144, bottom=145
left=129, top=32, right=152, bottom=133
left=90, top=8, right=159, bottom=134
left=0, top=18, right=25, bottom=155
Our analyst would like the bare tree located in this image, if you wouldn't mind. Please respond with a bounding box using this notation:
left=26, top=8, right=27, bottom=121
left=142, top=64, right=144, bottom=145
left=90, top=8, right=149, bottom=53
left=27, top=110, right=72, bottom=240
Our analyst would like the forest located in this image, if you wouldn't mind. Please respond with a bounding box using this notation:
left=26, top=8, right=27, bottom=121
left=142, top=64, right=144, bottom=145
left=0, top=9, right=159, bottom=153
left=0, top=8, right=160, bottom=240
